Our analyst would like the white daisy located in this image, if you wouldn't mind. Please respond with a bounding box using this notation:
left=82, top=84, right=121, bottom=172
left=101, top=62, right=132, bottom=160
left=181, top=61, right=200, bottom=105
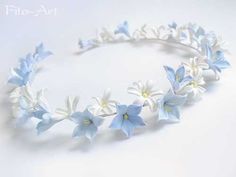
left=127, top=80, right=163, bottom=111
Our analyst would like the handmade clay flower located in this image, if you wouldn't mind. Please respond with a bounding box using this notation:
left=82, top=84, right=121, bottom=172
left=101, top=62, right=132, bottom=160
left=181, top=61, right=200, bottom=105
left=8, top=43, right=52, bottom=86
left=89, top=89, right=117, bottom=115
left=184, top=74, right=206, bottom=100
left=157, top=90, right=186, bottom=121
left=128, top=80, right=163, bottom=111
left=114, top=21, right=131, bottom=37
left=78, top=39, right=97, bottom=49
left=110, top=104, right=145, bottom=137
left=164, top=65, right=192, bottom=94
left=168, top=22, right=187, bottom=41
left=71, top=109, right=104, bottom=140
left=56, top=96, right=79, bottom=119
left=36, top=113, right=62, bottom=135
left=204, top=45, right=230, bottom=79
left=33, top=43, right=53, bottom=61
left=8, top=54, right=35, bottom=86
left=183, top=57, right=209, bottom=76
left=11, top=85, right=51, bottom=124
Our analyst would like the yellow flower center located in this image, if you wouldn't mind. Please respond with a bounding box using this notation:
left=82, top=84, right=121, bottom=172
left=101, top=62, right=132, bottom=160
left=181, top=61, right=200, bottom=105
left=142, top=91, right=149, bottom=98
left=190, top=81, right=198, bottom=88
left=175, top=75, right=180, bottom=82
left=83, top=119, right=92, bottom=126
left=101, top=101, right=107, bottom=108
left=164, top=106, right=172, bottom=112
left=123, top=113, right=129, bottom=120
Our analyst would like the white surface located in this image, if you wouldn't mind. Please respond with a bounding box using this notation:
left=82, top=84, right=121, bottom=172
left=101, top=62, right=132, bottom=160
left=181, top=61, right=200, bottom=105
left=0, top=0, right=236, bottom=177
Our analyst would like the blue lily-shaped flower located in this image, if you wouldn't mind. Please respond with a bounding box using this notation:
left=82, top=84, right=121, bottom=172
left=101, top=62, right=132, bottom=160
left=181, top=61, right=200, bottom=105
left=188, top=23, right=205, bottom=39
left=14, top=97, right=34, bottom=124
left=204, top=44, right=230, bottom=76
left=110, top=104, right=145, bottom=137
left=168, top=22, right=177, bottom=29
left=78, top=39, right=97, bottom=50
left=36, top=113, right=62, bottom=135
left=71, top=109, right=104, bottom=140
left=8, top=54, right=35, bottom=86
left=114, top=21, right=131, bottom=38
left=164, top=65, right=192, bottom=93
left=157, top=90, right=186, bottom=121
left=15, top=95, right=48, bottom=124
left=167, top=22, right=187, bottom=40
left=33, top=43, right=53, bottom=61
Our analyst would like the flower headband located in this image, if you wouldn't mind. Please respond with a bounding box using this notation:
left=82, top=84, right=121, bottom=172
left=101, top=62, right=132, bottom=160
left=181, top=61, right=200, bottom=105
left=8, top=21, right=230, bottom=141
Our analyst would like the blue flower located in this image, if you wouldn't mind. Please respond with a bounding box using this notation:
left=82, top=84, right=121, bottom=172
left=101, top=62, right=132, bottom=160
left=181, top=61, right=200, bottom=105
left=36, top=113, right=62, bottom=135
left=33, top=43, right=53, bottom=61
left=157, top=90, right=186, bottom=121
left=168, top=22, right=177, bottom=29
left=110, top=104, right=145, bottom=137
left=14, top=87, right=52, bottom=124
left=78, top=39, right=97, bottom=49
left=71, top=109, right=104, bottom=140
left=164, top=65, right=192, bottom=93
left=204, top=45, right=230, bottom=75
left=114, top=21, right=131, bottom=38
left=8, top=54, right=35, bottom=86
left=8, top=43, right=52, bottom=86
left=14, top=96, right=47, bottom=124
left=188, top=23, right=205, bottom=38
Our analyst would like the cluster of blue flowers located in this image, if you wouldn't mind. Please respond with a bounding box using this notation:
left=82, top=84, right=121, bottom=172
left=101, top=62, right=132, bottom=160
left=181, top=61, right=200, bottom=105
left=8, top=43, right=52, bottom=86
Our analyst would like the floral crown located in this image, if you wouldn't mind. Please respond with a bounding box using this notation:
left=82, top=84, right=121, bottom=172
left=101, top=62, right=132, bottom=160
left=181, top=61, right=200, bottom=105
left=8, top=21, right=230, bottom=141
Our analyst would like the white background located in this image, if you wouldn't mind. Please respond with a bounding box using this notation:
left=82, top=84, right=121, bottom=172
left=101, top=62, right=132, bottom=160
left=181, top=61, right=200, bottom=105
left=0, top=0, right=236, bottom=177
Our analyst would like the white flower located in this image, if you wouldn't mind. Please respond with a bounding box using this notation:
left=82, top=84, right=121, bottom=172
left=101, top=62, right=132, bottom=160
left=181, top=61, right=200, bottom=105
left=184, top=74, right=206, bottom=100
left=9, top=85, right=50, bottom=120
left=56, top=96, right=79, bottom=119
left=89, top=88, right=117, bottom=115
left=97, top=28, right=115, bottom=42
left=212, top=36, right=228, bottom=53
left=10, top=85, right=48, bottom=110
left=127, top=80, right=163, bottom=111
left=183, top=57, right=208, bottom=76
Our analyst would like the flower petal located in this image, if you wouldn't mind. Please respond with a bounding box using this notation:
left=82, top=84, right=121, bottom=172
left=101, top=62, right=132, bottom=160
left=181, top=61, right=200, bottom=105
left=116, top=104, right=128, bottom=115
left=72, top=125, right=86, bottom=137
left=110, top=115, right=123, bottom=129
left=164, top=66, right=175, bottom=85
left=85, top=124, right=98, bottom=140
left=121, top=119, right=134, bottom=137
left=128, top=115, right=145, bottom=126
left=127, top=104, right=142, bottom=116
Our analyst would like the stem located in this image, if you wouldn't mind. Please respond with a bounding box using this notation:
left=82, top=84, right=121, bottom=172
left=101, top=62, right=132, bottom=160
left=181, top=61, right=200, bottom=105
left=79, top=37, right=202, bottom=55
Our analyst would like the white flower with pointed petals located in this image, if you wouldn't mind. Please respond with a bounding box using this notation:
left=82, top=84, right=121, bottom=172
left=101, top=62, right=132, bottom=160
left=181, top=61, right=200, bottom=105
left=183, top=57, right=208, bottom=76
left=56, top=96, right=79, bottom=119
left=184, top=74, right=206, bottom=100
left=89, top=89, right=117, bottom=115
left=10, top=85, right=48, bottom=111
left=127, top=80, right=163, bottom=111
left=212, top=36, right=228, bottom=53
